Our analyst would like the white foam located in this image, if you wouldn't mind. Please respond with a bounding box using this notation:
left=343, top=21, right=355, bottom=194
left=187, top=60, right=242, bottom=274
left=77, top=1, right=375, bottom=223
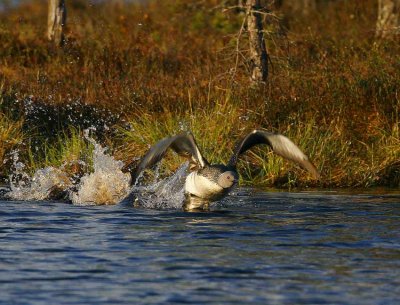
left=5, top=131, right=190, bottom=209
left=131, top=162, right=189, bottom=209
left=69, top=141, right=131, bottom=206
left=6, top=132, right=131, bottom=205
left=7, top=166, right=71, bottom=201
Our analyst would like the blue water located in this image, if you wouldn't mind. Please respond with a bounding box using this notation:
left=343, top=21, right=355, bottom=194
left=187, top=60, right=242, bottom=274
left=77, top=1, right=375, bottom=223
left=1, top=190, right=400, bottom=304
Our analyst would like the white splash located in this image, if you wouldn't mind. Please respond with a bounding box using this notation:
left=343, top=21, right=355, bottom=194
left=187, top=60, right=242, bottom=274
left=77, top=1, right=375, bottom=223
left=6, top=149, right=70, bottom=200
left=7, top=165, right=71, bottom=201
left=5, top=131, right=189, bottom=209
left=6, top=132, right=131, bottom=205
left=70, top=139, right=131, bottom=206
left=132, top=162, right=189, bottom=209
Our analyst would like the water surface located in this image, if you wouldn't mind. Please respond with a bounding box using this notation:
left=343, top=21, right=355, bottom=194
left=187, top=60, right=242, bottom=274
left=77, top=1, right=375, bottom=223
left=1, top=190, right=400, bottom=304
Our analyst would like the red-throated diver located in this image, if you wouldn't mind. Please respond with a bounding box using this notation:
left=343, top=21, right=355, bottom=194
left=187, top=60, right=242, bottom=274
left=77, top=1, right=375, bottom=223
left=124, top=130, right=320, bottom=211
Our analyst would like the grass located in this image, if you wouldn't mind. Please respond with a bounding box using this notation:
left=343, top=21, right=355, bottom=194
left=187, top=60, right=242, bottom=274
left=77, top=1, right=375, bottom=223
left=0, top=0, right=399, bottom=188
left=0, top=113, right=24, bottom=179
left=25, top=127, right=94, bottom=179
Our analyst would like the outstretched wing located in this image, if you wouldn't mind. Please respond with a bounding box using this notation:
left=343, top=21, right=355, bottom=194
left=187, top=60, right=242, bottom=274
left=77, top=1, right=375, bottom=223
left=124, top=133, right=208, bottom=184
left=228, top=130, right=320, bottom=179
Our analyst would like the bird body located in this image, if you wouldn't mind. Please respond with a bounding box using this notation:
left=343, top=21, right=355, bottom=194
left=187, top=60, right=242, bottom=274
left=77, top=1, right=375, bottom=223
left=124, top=130, right=320, bottom=211
left=185, top=171, right=224, bottom=200
left=185, top=165, right=238, bottom=200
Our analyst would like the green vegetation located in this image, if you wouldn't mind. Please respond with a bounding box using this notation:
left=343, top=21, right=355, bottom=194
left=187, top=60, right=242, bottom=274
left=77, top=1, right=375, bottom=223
left=0, top=113, right=24, bottom=172
left=26, top=127, right=94, bottom=178
left=0, top=0, right=399, bottom=188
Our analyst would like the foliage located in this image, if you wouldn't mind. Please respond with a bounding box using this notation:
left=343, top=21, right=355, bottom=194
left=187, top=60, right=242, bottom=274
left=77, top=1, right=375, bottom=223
left=0, top=0, right=399, bottom=187
left=26, top=127, right=94, bottom=179
left=0, top=113, right=24, bottom=179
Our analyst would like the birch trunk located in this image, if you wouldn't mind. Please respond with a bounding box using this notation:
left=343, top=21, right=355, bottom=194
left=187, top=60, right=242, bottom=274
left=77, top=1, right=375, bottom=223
left=47, top=0, right=66, bottom=46
left=246, top=0, right=268, bottom=83
left=376, top=0, right=400, bottom=38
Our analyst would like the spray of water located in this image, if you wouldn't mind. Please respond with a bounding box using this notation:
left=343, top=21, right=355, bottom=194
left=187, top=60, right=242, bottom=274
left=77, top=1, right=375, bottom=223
left=5, top=129, right=190, bottom=209
left=7, top=164, right=72, bottom=201
left=69, top=131, right=131, bottom=205
left=5, top=130, right=131, bottom=205
left=132, top=162, right=189, bottom=209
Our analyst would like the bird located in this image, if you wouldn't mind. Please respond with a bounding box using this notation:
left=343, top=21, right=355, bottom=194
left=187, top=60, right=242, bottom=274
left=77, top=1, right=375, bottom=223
left=124, top=129, right=320, bottom=211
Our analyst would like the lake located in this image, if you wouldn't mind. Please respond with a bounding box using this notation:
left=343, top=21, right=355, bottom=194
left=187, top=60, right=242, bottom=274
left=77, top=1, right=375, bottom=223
left=1, top=189, right=400, bottom=304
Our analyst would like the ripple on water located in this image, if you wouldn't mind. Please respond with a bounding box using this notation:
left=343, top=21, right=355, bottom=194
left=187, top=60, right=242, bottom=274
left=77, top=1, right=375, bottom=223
left=1, top=190, right=400, bottom=304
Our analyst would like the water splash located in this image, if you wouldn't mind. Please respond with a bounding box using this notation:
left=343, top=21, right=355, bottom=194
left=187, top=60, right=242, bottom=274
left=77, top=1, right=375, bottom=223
left=70, top=132, right=131, bottom=205
left=5, top=132, right=131, bottom=205
left=7, top=165, right=72, bottom=201
left=5, top=131, right=190, bottom=209
left=131, top=162, right=189, bottom=209
left=6, top=150, right=69, bottom=200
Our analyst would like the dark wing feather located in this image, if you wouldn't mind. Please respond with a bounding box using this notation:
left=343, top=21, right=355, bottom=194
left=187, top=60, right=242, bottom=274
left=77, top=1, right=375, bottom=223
left=228, top=130, right=320, bottom=179
left=125, top=133, right=208, bottom=184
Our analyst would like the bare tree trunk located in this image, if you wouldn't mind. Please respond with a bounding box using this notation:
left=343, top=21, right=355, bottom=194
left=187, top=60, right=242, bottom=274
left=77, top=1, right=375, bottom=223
left=47, top=0, right=66, bottom=46
left=246, top=0, right=268, bottom=83
left=376, top=0, right=400, bottom=38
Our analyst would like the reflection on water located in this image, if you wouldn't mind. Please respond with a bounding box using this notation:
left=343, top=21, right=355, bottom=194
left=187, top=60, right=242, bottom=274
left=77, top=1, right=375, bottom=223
left=1, top=190, right=400, bottom=304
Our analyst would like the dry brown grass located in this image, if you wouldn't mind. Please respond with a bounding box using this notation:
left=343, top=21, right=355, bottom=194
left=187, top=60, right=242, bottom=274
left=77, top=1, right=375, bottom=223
left=0, top=0, right=399, bottom=187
